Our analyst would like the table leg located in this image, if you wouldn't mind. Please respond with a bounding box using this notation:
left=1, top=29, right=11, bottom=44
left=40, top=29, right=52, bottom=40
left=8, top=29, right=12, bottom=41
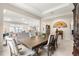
left=33, top=48, right=39, bottom=56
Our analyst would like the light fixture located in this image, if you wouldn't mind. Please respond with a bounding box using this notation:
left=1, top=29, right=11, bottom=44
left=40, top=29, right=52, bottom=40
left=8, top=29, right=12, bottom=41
left=3, top=9, right=6, bottom=14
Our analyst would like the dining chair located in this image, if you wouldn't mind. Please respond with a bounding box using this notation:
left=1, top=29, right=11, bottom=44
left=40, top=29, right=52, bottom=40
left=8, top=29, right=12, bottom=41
left=48, top=35, right=56, bottom=56
left=6, top=37, right=35, bottom=56
left=6, top=38, right=20, bottom=56
left=4, top=33, right=18, bottom=55
left=54, top=33, right=58, bottom=49
left=3, top=33, right=9, bottom=46
left=43, top=34, right=55, bottom=56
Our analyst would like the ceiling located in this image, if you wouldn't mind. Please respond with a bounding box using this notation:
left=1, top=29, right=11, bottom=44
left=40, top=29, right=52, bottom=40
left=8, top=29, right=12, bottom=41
left=5, top=3, right=74, bottom=20
left=25, top=3, right=64, bottom=12
left=4, top=9, right=39, bottom=24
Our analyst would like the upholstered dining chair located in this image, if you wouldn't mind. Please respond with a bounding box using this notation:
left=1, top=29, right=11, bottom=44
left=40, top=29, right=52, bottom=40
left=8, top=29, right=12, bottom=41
left=43, top=34, right=55, bottom=56
left=6, top=37, right=35, bottom=56
left=6, top=38, right=19, bottom=56
left=54, top=33, right=58, bottom=49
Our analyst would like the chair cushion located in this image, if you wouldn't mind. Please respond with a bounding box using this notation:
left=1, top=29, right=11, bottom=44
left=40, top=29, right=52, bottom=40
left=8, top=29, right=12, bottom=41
left=21, top=49, right=35, bottom=56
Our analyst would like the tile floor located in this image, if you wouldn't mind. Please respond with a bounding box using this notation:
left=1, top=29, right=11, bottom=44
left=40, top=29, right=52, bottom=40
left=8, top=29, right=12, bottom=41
left=1, top=30, right=74, bottom=56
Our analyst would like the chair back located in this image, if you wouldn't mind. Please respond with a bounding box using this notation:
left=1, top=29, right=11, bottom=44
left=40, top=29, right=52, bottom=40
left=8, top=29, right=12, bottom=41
left=6, top=37, right=19, bottom=56
left=49, top=35, right=55, bottom=44
left=47, top=35, right=55, bottom=56
left=54, top=33, right=58, bottom=41
left=54, top=33, right=58, bottom=48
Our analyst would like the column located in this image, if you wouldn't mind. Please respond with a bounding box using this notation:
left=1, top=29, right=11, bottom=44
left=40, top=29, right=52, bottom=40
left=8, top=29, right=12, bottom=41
left=0, top=4, right=4, bottom=55
left=40, top=19, right=42, bottom=35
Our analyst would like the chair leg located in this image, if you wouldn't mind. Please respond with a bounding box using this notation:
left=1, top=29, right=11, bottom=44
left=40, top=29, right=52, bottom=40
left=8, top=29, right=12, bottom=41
left=47, top=46, right=52, bottom=56
left=61, top=34, right=63, bottom=39
left=33, top=48, right=39, bottom=56
left=55, top=42, right=58, bottom=50
left=51, top=46, right=54, bottom=55
left=47, top=49, right=50, bottom=56
left=10, top=53, right=12, bottom=56
left=47, top=46, right=49, bottom=56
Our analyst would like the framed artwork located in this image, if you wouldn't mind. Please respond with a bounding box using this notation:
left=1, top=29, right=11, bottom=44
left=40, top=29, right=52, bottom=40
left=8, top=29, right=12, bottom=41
left=53, top=21, right=67, bottom=28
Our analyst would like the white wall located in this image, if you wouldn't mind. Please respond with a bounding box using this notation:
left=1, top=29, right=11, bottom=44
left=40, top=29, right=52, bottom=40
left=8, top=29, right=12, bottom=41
left=51, top=16, right=73, bottom=40
left=41, top=15, right=73, bottom=40
left=41, top=20, right=52, bottom=33
left=51, top=18, right=71, bottom=33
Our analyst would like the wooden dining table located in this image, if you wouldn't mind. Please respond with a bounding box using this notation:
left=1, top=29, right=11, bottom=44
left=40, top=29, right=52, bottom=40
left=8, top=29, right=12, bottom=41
left=19, top=36, right=48, bottom=55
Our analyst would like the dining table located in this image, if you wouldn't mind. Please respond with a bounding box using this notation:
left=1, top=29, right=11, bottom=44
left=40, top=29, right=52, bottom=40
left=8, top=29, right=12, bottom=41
left=19, top=36, right=48, bottom=55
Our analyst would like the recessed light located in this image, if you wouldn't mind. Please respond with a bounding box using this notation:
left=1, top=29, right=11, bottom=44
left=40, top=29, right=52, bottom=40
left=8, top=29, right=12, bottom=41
left=3, top=9, right=6, bottom=14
